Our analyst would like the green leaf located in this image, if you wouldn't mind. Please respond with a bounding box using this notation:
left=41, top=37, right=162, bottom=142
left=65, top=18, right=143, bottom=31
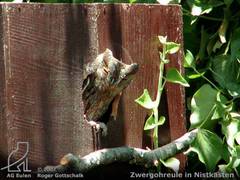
left=157, top=0, right=181, bottom=4
left=197, top=26, right=210, bottom=60
left=211, top=92, right=228, bottom=120
left=211, top=55, right=240, bottom=97
left=144, top=114, right=165, bottom=130
left=221, top=143, right=230, bottom=163
left=158, top=116, right=166, bottom=125
left=188, top=0, right=224, bottom=16
left=218, top=8, right=230, bottom=44
left=190, top=84, right=219, bottom=130
left=188, top=72, right=205, bottom=79
left=235, top=132, right=240, bottom=145
left=221, top=118, right=240, bottom=147
left=160, top=157, right=180, bottom=173
left=207, top=33, right=218, bottom=55
left=185, top=68, right=206, bottom=80
left=184, top=50, right=195, bottom=68
left=230, top=146, right=240, bottom=169
left=129, top=0, right=137, bottom=3
left=166, top=68, right=190, bottom=87
left=190, top=16, right=198, bottom=25
left=213, top=40, right=223, bottom=52
left=231, top=28, right=240, bottom=61
left=183, top=15, right=199, bottom=53
left=144, top=113, right=155, bottom=130
left=230, top=112, right=240, bottom=118
left=189, top=129, right=223, bottom=171
left=166, top=42, right=180, bottom=54
left=157, top=0, right=171, bottom=5
left=219, top=146, right=240, bottom=173
left=224, top=0, right=233, bottom=6
left=158, top=36, right=167, bottom=44
left=135, top=89, right=155, bottom=109
left=162, top=59, right=170, bottom=64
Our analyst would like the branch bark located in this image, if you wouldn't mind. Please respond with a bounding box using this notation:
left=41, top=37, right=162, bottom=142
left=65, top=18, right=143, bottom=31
left=43, top=129, right=198, bottom=173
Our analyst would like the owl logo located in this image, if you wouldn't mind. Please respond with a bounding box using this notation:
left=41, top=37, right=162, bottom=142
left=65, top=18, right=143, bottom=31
left=1, top=142, right=31, bottom=172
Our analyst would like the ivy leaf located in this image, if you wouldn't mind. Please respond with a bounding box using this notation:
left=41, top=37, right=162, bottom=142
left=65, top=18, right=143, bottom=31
left=188, top=72, right=205, bottom=79
left=235, top=132, right=240, bottom=145
left=158, top=36, right=167, bottom=44
left=211, top=55, right=240, bottom=97
left=158, top=116, right=166, bottom=125
left=231, top=28, right=240, bottom=61
left=221, top=118, right=240, bottom=148
left=183, top=15, right=199, bottom=52
left=184, top=50, right=195, bottom=68
left=224, top=0, right=233, bottom=6
left=166, top=68, right=190, bottom=87
left=165, top=42, right=180, bottom=54
left=230, top=112, right=240, bottom=118
left=213, top=40, right=223, bottom=52
left=72, top=0, right=86, bottom=2
left=211, top=92, right=228, bottom=120
left=160, top=157, right=180, bottom=173
left=162, top=59, right=170, bottom=64
left=232, top=146, right=240, bottom=170
left=219, top=146, right=240, bottom=173
left=191, top=5, right=205, bottom=16
left=221, top=143, right=230, bottom=163
left=190, top=84, right=219, bottom=130
left=144, top=114, right=165, bottom=130
left=207, top=33, right=218, bottom=55
left=135, top=89, right=155, bottom=109
left=129, top=0, right=137, bottom=3
left=185, top=68, right=205, bottom=80
left=218, top=8, right=230, bottom=44
left=189, top=129, right=223, bottom=171
left=188, top=0, right=224, bottom=16
left=160, top=51, right=170, bottom=63
left=190, top=16, right=198, bottom=25
left=157, top=0, right=181, bottom=4
left=197, top=26, right=210, bottom=60
left=144, top=113, right=155, bottom=130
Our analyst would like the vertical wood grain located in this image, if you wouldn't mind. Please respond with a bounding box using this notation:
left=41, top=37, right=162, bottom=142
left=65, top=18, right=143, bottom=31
left=0, top=6, right=8, bottom=166
left=164, top=7, right=186, bottom=170
left=0, top=4, right=94, bottom=168
left=0, top=3, right=186, bottom=170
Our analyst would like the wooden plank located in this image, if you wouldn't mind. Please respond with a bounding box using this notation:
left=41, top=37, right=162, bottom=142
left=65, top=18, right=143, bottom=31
left=0, top=3, right=186, bottom=170
left=97, top=4, right=185, bottom=145
left=96, top=4, right=186, bottom=169
left=164, top=8, right=187, bottom=170
left=0, top=4, right=94, bottom=168
left=0, top=5, right=8, bottom=167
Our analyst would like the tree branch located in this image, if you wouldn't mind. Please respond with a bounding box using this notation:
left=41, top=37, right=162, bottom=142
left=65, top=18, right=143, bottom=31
left=43, top=129, right=198, bottom=173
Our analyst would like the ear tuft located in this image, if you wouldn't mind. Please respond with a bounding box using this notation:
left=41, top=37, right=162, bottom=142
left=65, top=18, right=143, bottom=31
left=104, top=48, right=113, bottom=56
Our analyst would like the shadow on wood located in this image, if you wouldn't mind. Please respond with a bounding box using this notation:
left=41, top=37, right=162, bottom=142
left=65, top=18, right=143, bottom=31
left=0, top=3, right=186, bottom=171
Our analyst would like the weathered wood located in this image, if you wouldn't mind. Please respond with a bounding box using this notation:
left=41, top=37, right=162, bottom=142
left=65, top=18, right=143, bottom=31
left=0, top=3, right=186, bottom=170
left=0, top=3, right=94, bottom=168
left=0, top=5, right=8, bottom=168
left=163, top=8, right=186, bottom=170
left=96, top=4, right=186, bottom=169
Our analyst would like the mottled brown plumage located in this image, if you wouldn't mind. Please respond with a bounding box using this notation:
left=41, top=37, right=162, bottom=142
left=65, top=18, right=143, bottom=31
left=82, top=49, right=138, bottom=135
